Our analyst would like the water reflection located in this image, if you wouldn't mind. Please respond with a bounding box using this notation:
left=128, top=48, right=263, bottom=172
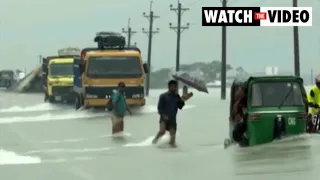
left=231, top=136, right=314, bottom=176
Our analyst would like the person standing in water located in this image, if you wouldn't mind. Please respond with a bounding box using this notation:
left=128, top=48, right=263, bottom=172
left=111, top=82, right=132, bottom=134
left=307, top=75, right=320, bottom=133
left=152, top=80, right=192, bottom=147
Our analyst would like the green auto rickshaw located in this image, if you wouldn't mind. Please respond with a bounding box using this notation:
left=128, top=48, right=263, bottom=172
left=225, top=76, right=308, bottom=147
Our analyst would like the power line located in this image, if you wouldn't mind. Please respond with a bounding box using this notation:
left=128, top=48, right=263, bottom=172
left=142, top=1, right=159, bottom=97
left=169, top=2, right=190, bottom=72
left=122, top=18, right=137, bottom=47
left=186, top=0, right=203, bottom=6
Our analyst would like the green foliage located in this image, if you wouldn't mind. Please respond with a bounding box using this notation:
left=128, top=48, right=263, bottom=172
left=150, top=68, right=171, bottom=88
left=149, top=61, right=232, bottom=88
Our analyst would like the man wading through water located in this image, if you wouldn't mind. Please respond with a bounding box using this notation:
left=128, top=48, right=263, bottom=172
left=152, top=80, right=192, bottom=147
left=110, top=82, right=132, bottom=135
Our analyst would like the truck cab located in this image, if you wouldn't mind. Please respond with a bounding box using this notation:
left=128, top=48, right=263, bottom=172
left=42, top=56, right=78, bottom=103
left=73, top=31, right=148, bottom=109
left=0, top=70, right=16, bottom=89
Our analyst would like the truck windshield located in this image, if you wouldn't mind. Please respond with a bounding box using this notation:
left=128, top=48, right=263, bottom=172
left=49, top=63, right=73, bottom=76
left=86, top=56, right=142, bottom=78
left=251, top=81, right=304, bottom=107
left=0, top=71, right=14, bottom=79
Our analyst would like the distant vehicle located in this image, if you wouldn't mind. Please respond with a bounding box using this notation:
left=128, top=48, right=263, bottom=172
left=225, top=76, right=308, bottom=148
left=73, top=31, right=148, bottom=109
left=42, top=49, right=80, bottom=103
left=0, top=70, right=16, bottom=89
left=17, top=72, right=26, bottom=80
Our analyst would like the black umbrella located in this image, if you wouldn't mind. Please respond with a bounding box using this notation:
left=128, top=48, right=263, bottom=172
left=172, top=72, right=208, bottom=93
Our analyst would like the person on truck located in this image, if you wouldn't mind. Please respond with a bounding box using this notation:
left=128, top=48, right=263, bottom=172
left=111, top=82, right=132, bottom=135
left=307, top=75, right=320, bottom=132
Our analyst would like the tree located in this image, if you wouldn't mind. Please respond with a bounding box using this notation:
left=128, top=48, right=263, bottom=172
left=149, top=61, right=233, bottom=88
left=180, top=61, right=232, bottom=82
left=150, top=68, right=172, bottom=88
left=234, top=66, right=249, bottom=81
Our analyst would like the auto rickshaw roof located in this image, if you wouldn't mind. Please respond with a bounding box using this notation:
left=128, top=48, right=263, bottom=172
left=231, top=75, right=303, bottom=87
left=247, top=75, right=303, bottom=83
left=233, top=76, right=303, bottom=84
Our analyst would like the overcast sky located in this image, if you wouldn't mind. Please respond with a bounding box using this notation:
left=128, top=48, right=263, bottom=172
left=0, top=0, right=318, bottom=73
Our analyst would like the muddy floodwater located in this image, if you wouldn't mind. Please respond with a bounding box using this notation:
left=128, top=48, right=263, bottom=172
left=0, top=88, right=318, bottom=180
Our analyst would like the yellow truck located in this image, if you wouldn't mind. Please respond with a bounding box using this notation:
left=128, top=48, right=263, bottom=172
left=73, top=31, right=148, bottom=109
left=42, top=56, right=77, bottom=103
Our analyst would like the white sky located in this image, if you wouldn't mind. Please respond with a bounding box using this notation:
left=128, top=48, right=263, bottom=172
left=0, top=0, right=319, bottom=74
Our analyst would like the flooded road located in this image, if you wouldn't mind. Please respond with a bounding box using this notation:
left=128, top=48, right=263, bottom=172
left=0, top=89, right=319, bottom=180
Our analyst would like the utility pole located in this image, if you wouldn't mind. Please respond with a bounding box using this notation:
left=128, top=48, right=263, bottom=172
left=39, top=55, right=42, bottom=64
left=122, top=18, right=137, bottom=47
left=169, top=1, right=190, bottom=72
left=220, top=0, right=227, bottom=100
left=293, top=0, right=300, bottom=76
left=311, top=68, right=314, bottom=85
left=142, top=0, right=159, bottom=96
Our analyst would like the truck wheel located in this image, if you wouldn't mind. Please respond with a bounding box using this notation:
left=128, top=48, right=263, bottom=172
left=75, top=95, right=82, bottom=110
left=44, top=93, right=49, bottom=102
left=66, top=93, right=76, bottom=104
left=48, top=96, right=55, bottom=103
left=66, top=99, right=75, bottom=104
left=5, top=81, right=11, bottom=89
left=83, top=99, right=90, bottom=109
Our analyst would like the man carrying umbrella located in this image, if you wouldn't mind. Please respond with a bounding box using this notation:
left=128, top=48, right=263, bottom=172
left=152, top=80, right=193, bottom=147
